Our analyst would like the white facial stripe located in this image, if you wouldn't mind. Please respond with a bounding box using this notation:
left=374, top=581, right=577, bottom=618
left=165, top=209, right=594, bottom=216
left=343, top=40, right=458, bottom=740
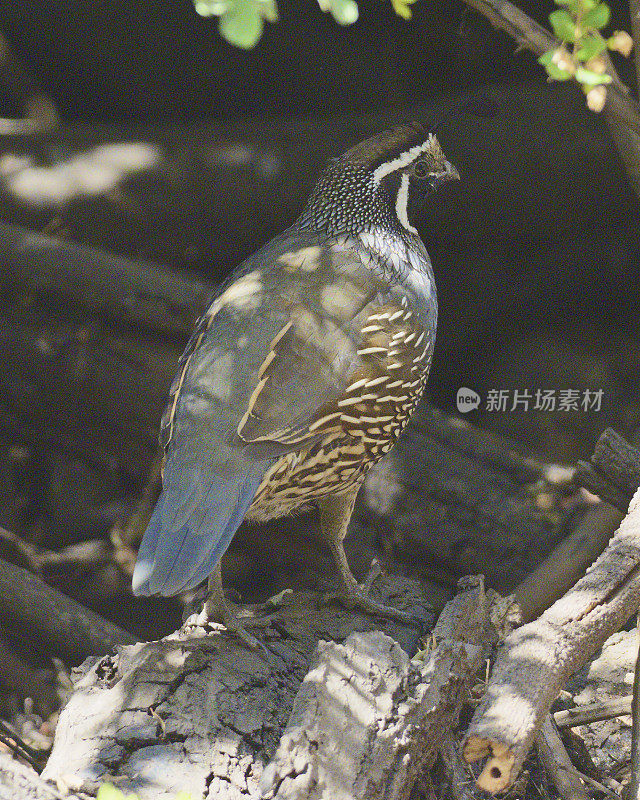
left=372, top=133, right=436, bottom=185
left=396, top=173, right=418, bottom=235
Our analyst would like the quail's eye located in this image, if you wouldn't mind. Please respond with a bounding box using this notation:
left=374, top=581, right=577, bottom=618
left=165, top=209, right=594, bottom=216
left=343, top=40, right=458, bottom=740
left=412, top=160, right=429, bottom=179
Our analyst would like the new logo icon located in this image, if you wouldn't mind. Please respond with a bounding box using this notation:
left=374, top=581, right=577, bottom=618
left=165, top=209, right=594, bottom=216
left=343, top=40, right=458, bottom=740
left=457, top=387, right=480, bottom=413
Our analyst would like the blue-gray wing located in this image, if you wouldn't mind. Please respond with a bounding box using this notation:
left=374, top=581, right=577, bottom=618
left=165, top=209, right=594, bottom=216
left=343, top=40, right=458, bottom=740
left=132, top=230, right=394, bottom=596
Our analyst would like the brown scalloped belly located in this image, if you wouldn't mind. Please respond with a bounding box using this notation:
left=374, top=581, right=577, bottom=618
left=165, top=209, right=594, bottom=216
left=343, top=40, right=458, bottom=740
left=247, top=304, right=434, bottom=521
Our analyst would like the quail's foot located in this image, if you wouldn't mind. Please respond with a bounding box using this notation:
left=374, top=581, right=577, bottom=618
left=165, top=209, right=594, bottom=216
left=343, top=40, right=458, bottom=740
left=181, top=566, right=269, bottom=651
left=181, top=603, right=266, bottom=651
left=325, top=559, right=422, bottom=627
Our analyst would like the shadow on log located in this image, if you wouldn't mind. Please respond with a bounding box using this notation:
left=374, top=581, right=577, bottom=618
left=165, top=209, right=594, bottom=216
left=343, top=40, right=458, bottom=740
left=39, top=577, right=496, bottom=800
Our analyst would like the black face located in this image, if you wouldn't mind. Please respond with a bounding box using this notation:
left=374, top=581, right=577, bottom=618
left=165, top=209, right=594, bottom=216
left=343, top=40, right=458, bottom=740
left=304, top=127, right=458, bottom=238
left=408, top=156, right=459, bottom=224
left=376, top=152, right=459, bottom=236
left=411, top=158, right=455, bottom=194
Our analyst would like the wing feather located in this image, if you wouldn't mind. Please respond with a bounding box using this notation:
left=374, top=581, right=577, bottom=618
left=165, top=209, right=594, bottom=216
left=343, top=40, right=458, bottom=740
left=164, top=230, right=392, bottom=461
left=134, top=230, right=398, bottom=596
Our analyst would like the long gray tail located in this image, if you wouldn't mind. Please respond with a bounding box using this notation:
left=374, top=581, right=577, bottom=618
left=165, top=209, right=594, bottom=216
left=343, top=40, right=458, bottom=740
left=132, top=465, right=266, bottom=596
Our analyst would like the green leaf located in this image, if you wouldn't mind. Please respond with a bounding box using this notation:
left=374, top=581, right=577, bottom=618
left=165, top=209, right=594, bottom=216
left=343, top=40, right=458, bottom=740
left=324, top=0, right=359, bottom=24
left=538, top=50, right=556, bottom=66
left=391, top=0, right=416, bottom=19
left=575, top=33, right=607, bottom=60
left=97, top=787, right=129, bottom=800
left=194, top=0, right=228, bottom=15
left=259, top=0, right=279, bottom=23
left=549, top=9, right=576, bottom=40
left=219, top=0, right=263, bottom=48
left=575, top=66, right=612, bottom=84
left=582, top=3, right=610, bottom=30
left=554, top=0, right=582, bottom=9
left=544, top=62, right=572, bottom=80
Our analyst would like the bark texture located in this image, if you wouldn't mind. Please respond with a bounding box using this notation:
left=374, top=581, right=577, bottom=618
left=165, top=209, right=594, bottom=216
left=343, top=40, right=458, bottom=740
left=41, top=577, right=494, bottom=800
left=42, top=578, right=431, bottom=798
left=463, top=484, right=640, bottom=791
left=261, top=576, right=493, bottom=800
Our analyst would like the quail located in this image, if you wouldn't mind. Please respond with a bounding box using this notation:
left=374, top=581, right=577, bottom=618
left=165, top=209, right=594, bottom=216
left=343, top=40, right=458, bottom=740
left=133, top=123, right=459, bottom=643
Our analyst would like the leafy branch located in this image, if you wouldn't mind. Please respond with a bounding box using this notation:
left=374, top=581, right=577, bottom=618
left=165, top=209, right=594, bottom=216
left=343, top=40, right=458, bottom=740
left=538, top=0, right=633, bottom=111
left=193, top=0, right=411, bottom=48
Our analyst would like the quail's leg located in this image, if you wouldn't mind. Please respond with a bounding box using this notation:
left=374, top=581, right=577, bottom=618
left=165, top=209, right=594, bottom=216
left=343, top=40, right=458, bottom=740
left=318, top=489, right=419, bottom=626
left=182, top=562, right=263, bottom=650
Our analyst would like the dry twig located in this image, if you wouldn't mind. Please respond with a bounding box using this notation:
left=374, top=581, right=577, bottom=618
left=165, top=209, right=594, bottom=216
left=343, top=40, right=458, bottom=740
left=575, top=771, right=621, bottom=799
left=554, top=697, right=632, bottom=729
left=463, top=484, right=640, bottom=791
left=536, top=716, right=590, bottom=800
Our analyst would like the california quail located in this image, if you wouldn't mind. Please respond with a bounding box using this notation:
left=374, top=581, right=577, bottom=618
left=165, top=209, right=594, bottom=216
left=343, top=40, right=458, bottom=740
left=133, top=123, right=459, bottom=643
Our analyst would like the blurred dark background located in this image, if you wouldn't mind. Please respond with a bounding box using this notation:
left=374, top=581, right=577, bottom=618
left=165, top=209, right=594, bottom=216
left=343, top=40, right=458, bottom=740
left=0, top=0, right=636, bottom=457
left=0, top=0, right=637, bottom=706
left=0, top=0, right=565, bottom=122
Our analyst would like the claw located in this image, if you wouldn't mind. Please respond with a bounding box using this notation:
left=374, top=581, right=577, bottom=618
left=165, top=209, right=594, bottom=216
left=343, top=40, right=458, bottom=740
left=181, top=606, right=269, bottom=653
left=324, top=587, right=422, bottom=626
left=324, top=558, right=423, bottom=627
left=180, top=562, right=270, bottom=653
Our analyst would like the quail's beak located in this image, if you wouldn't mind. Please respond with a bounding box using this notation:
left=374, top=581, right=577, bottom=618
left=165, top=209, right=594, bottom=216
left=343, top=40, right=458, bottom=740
left=437, top=160, right=460, bottom=185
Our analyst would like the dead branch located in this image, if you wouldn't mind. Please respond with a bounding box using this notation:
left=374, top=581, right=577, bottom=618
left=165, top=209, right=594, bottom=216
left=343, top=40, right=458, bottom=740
left=0, top=719, right=44, bottom=772
left=439, top=735, right=481, bottom=800
left=0, top=556, right=138, bottom=663
left=0, top=222, right=211, bottom=336
left=536, top=716, right=590, bottom=800
left=553, top=697, right=632, bottom=728
left=576, top=428, right=640, bottom=513
left=576, top=772, right=621, bottom=799
left=41, top=577, right=495, bottom=800
left=513, top=502, right=624, bottom=622
left=462, top=483, right=640, bottom=792
left=592, top=428, right=640, bottom=499
left=261, top=576, right=493, bottom=800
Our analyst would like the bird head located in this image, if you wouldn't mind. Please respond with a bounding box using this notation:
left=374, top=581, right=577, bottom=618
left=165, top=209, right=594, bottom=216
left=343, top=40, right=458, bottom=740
left=304, top=123, right=459, bottom=238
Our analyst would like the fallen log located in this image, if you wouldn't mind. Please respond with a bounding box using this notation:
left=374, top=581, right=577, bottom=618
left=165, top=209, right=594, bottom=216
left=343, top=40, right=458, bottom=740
left=462, top=481, right=640, bottom=792
left=0, top=556, right=138, bottom=662
left=41, top=576, right=495, bottom=800
left=0, top=225, right=594, bottom=596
